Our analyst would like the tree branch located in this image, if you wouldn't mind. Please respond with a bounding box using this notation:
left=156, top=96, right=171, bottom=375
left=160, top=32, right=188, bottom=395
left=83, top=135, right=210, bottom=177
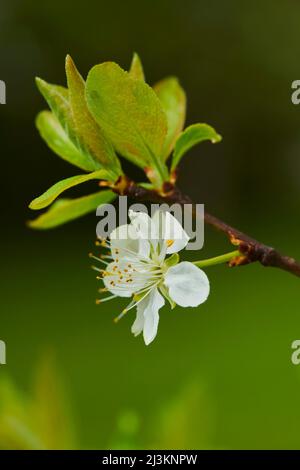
left=112, top=177, right=300, bottom=278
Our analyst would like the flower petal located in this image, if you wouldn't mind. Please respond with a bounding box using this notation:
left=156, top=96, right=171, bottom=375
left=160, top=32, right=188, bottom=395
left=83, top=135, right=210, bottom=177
left=152, top=210, right=189, bottom=255
left=132, top=288, right=164, bottom=345
left=110, top=224, right=139, bottom=260
left=129, top=210, right=157, bottom=257
left=129, top=210, right=153, bottom=239
left=143, top=288, right=165, bottom=345
left=164, top=261, right=209, bottom=307
left=131, top=307, right=144, bottom=337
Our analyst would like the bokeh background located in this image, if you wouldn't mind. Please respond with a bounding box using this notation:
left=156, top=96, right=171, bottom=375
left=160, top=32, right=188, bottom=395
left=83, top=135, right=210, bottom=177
left=0, top=0, right=300, bottom=449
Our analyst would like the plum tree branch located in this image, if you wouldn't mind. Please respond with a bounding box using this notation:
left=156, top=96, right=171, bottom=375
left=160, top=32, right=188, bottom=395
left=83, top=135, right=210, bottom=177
left=112, top=177, right=300, bottom=278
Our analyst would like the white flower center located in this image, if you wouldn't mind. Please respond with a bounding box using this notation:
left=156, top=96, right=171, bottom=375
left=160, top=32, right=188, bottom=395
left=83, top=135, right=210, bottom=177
left=91, top=237, right=170, bottom=321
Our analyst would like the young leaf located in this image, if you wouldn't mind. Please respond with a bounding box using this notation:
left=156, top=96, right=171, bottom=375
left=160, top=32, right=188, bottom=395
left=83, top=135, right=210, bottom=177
left=129, top=53, right=145, bottom=81
left=85, top=62, right=169, bottom=185
left=29, top=169, right=111, bottom=210
left=171, top=123, right=222, bottom=171
left=36, top=77, right=105, bottom=172
left=36, top=111, right=100, bottom=172
left=36, top=78, right=82, bottom=152
left=28, top=191, right=116, bottom=229
left=65, top=55, right=122, bottom=177
left=153, top=77, right=186, bottom=160
left=35, top=78, right=70, bottom=129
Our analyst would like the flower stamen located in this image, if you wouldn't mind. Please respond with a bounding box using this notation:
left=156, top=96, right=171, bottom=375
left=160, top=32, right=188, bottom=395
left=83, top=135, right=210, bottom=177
left=96, top=294, right=116, bottom=304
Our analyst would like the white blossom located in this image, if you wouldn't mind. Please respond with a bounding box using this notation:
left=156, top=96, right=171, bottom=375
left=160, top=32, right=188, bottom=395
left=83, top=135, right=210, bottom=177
left=92, top=210, right=209, bottom=345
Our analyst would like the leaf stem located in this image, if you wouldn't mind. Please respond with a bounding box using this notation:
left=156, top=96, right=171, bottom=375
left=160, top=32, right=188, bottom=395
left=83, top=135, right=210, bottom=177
left=193, top=250, right=240, bottom=268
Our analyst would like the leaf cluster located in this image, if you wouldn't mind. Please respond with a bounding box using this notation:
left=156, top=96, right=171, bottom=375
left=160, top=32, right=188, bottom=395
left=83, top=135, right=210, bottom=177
left=29, top=54, right=221, bottom=228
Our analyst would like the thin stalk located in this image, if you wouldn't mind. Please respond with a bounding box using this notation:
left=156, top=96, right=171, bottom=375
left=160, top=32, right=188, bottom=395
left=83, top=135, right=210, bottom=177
left=193, top=250, right=240, bottom=268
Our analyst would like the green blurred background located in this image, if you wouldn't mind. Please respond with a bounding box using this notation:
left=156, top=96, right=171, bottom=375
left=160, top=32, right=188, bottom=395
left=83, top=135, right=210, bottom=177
left=1, top=0, right=300, bottom=449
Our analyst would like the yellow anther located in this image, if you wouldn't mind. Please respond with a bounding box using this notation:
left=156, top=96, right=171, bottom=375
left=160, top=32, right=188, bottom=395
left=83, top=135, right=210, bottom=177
left=166, top=239, right=174, bottom=248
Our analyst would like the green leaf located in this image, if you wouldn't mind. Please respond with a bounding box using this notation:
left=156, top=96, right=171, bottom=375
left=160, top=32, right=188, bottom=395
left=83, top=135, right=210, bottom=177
left=129, top=53, right=145, bottom=81
left=85, top=62, right=169, bottom=186
left=35, top=77, right=79, bottom=147
left=153, top=77, right=186, bottom=160
left=171, top=123, right=222, bottom=171
left=65, top=55, right=121, bottom=177
left=36, top=111, right=100, bottom=172
left=35, top=77, right=101, bottom=172
left=29, top=169, right=110, bottom=210
left=28, top=190, right=116, bottom=229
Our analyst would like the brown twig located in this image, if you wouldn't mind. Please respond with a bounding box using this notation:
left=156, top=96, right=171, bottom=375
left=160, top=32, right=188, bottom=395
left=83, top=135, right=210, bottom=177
left=112, top=176, right=300, bottom=278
